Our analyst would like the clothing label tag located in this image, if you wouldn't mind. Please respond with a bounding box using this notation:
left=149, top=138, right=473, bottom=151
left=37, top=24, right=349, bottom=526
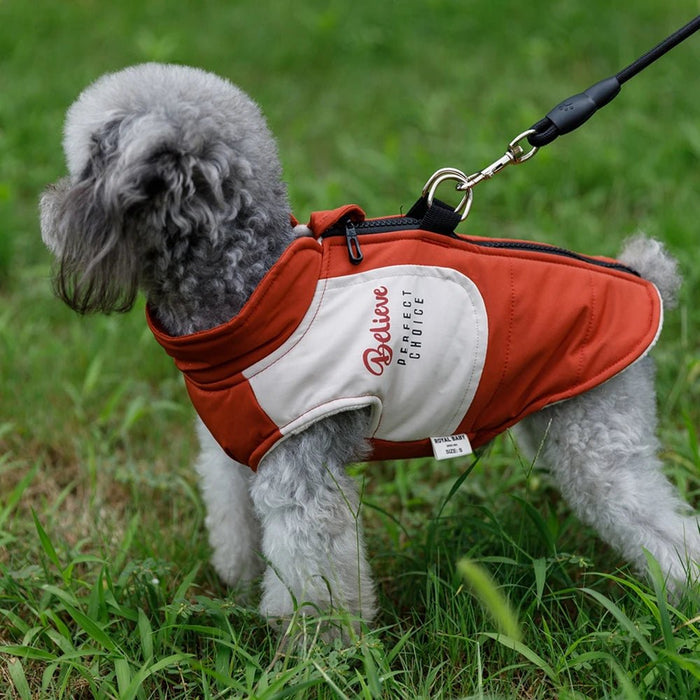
left=430, top=434, right=473, bottom=460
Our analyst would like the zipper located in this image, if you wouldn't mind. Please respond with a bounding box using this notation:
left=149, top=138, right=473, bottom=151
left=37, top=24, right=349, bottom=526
left=324, top=216, right=422, bottom=266
left=325, top=216, right=639, bottom=277
left=345, top=220, right=363, bottom=264
left=465, top=238, right=639, bottom=276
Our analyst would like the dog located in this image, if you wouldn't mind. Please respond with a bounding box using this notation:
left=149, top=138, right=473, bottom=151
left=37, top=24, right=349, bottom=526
left=40, top=63, right=699, bottom=634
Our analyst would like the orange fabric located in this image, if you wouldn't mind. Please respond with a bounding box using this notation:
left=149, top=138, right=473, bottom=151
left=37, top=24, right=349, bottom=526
left=308, top=205, right=364, bottom=236
left=146, top=236, right=321, bottom=465
left=148, top=209, right=662, bottom=470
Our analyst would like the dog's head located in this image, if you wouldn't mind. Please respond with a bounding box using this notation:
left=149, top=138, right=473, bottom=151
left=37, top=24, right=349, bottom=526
left=40, top=63, right=290, bottom=314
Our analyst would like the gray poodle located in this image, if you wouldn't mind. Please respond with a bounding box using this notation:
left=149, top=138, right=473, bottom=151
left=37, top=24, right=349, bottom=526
left=41, top=63, right=699, bottom=633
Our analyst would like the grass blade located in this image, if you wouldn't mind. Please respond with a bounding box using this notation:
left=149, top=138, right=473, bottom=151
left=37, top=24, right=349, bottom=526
left=42, top=586, right=120, bottom=654
left=0, top=646, right=56, bottom=662
left=643, top=550, right=676, bottom=655
left=609, top=657, right=643, bottom=700
left=533, top=557, right=547, bottom=606
left=5, top=656, right=31, bottom=700
left=581, top=588, right=658, bottom=662
left=480, top=632, right=559, bottom=683
left=114, top=657, right=133, bottom=698
left=63, top=603, right=119, bottom=653
left=137, top=608, right=153, bottom=660
left=458, top=558, right=522, bottom=642
left=121, top=653, right=194, bottom=700
left=31, top=511, right=63, bottom=575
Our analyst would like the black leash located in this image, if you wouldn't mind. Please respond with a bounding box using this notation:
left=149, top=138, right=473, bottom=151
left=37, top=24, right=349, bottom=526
left=528, top=14, right=700, bottom=148
left=422, top=14, right=700, bottom=222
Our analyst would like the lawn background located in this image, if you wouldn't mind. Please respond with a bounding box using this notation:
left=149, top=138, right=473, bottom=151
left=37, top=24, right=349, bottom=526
left=1, top=0, right=700, bottom=697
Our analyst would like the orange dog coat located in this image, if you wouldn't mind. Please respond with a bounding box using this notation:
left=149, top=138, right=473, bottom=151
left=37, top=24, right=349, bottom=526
left=147, top=204, right=662, bottom=470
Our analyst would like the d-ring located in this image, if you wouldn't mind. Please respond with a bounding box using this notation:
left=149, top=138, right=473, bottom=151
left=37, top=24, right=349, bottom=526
left=421, top=168, right=474, bottom=221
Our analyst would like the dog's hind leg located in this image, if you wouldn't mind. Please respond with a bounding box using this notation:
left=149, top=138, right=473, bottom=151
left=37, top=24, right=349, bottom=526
left=249, top=409, right=377, bottom=634
left=194, top=419, right=263, bottom=592
left=516, top=359, right=700, bottom=590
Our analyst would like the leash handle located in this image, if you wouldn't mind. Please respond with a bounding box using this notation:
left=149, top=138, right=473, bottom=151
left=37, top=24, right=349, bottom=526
left=528, top=14, right=700, bottom=147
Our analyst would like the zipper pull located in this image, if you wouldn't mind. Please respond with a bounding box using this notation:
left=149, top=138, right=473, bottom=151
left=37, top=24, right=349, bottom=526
left=345, top=219, right=364, bottom=264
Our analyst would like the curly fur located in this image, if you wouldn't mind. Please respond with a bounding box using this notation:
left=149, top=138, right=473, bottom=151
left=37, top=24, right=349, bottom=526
left=41, top=63, right=292, bottom=333
left=41, top=63, right=699, bottom=635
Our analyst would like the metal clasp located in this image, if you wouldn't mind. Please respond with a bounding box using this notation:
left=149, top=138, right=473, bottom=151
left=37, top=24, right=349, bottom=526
left=422, top=167, right=474, bottom=220
left=422, top=129, right=539, bottom=222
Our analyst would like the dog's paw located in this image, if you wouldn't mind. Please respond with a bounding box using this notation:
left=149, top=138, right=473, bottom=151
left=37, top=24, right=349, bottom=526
left=259, top=566, right=367, bottom=643
left=271, top=612, right=365, bottom=649
left=210, top=552, right=262, bottom=603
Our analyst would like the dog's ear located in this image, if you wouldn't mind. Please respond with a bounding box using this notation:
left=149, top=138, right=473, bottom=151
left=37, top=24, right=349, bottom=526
left=40, top=119, right=139, bottom=314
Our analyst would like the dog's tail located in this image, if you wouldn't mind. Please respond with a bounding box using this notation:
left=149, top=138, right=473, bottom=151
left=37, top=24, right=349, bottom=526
left=618, top=235, right=681, bottom=309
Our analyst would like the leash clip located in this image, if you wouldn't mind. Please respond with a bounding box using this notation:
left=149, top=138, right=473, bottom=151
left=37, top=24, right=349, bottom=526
left=463, top=130, right=538, bottom=189
left=422, top=129, right=538, bottom=222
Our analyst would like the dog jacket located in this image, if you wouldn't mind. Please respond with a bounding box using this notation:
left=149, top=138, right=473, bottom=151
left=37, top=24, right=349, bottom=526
left=147, top=202, right=663, bottom=470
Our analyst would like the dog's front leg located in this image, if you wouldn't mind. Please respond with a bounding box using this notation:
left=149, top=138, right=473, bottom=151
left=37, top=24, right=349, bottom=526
left=249, top=411, right=376, bottom=635
left=194, top=419, right=263, bottom=593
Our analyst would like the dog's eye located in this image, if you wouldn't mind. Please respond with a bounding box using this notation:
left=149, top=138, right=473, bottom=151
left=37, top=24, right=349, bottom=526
left=143, top=175, right=167, bottom=197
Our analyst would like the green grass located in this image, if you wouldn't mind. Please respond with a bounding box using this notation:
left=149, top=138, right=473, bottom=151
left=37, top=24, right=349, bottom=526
left=2, top=0, right=700, bottom=697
